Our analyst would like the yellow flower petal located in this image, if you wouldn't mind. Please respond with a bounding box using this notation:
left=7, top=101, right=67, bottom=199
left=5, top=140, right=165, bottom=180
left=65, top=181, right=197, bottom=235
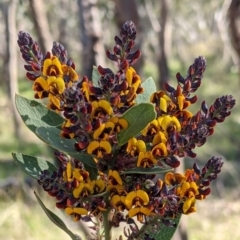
left=33, top=77, right=48, bottom=91
left=183, top=196, right=195, bottom=213
left=126, top=67, right=135, bottom=85
left=98, top=100, right=113, bottom=115
left=128, top=207, right=139, bottom=218
left=152, top=142, right=168, bottom=157
left=65, top=207, right=74, bottom=215
left=160, top=98, right=167, bottom=112
left=136, top=190, right=149, bottom=205
left=73, top=207, right=88, bottom=215
left=87, top=141, right=99, bottom=154
left=99, top=140, right=112, bottom=154
left=152, top=131, right=167, bottom=145
left=111, top=170, right=123, bottom=185
left=125, top=191, right=137, bottom=209
left=47, top=76, right=65, bottom=94
left=93, top=124, right=105, bottom=139
left=66, top=162, right=72, bottom=180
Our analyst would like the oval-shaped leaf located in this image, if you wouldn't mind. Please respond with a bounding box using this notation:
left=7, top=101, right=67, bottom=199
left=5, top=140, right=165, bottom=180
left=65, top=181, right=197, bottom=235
left=117, top=103, right=156, bottom=146
left=12, top=153, right=57, bottom=179
left=148, top=215, right=181, bottom=240
left=34, top=191, right=79, bottom=240
left=136, top=77, right=157, bottom=104
left=121, top=166, right=173, bottom=175
left=36, top=126, right=98, bottom=179
left=15, top=94, right=64, bottom=133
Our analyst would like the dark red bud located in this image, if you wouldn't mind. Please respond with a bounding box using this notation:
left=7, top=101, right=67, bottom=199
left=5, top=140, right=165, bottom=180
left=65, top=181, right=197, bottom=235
left=187, top=95, right=198, bottom=104
left=164, top=82, right=175, bottom=92
left=120, top=59, right=129, bottom=70
left=176, top=72, right=185, bottom=84
left=183, top=80, right=191, bottom=92
left=26, top=72, right=38, bottom=81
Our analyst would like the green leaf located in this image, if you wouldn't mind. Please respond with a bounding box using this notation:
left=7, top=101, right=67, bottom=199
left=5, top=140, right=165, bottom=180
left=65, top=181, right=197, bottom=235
left=12, top=153, right=57, bottom=179
left=92, top=65, right=100, bottom=87
left=34, top=191, right=79, bottom=240
left=15, top=94, right=64, bottom=133
left=148, top=215, right=181, bottom=240
left=136, top=77, right=156, bottom=104
left=117, top=103, right=156, bottom=146
left=36, top=126, right=98, bottom=179
left=121, top=166, right=173, bottom=175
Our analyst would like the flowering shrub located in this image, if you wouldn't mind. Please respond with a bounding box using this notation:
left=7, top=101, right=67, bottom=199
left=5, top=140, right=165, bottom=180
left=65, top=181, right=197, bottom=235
left=13, top=21, right=235, bottom=240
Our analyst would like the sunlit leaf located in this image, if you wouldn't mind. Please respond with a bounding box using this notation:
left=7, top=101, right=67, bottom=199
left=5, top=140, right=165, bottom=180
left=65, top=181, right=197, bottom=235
left=34, top=192, right=79, bottom=240
left=147, top=215, right=181, bottom=240
left=12, top=153, right=56, bottom=179
left=136, top=77, right=157, bottom=104
left=36, top=126, right=98, bottom=179
left=15, top=94, right=64, bottom=133
left=117, top=103, right=156, bottom=146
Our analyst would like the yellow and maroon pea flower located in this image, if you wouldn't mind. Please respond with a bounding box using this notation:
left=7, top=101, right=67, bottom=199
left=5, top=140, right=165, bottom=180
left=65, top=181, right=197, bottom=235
left=142, top=119, right=160, bottom=136
left=151, top=142, right=168, bottom=157
left=110, top=195, right=127, bottom=212
left=152, top=131, right=167, bottom=146
left=125, top=189, right=151, bottom=223
left=128, top=206, right=152, bottom=223
left=92, top=121, right=115, bottom=140
left=109, top=117, right=128, bottom=133
left=150, top=91, right=173, bottom=113
left=175, top=85, right=191, bottom=111
left=92, top=178, right=106, bottom=193
left=125, top=189, right=149, bottom=209
left=137, top=151, right=157, bottom=168
left=72, top=168, right=90, bottom=183
left=42, top=56, right=63, bottom=77
left=107, top=170, right=125, bottom=196
left=61, top=64, right=79, bottom=86
left=61, top=119, right=75, bottom=139
left=182, top=191, right=197, bottom=214
left=125, top=67, right=143, bottom=94
left=91, top=100, right=113, bottom=118
left=87, top=140, right=112, bottom=158
left=65, top=207, right=88, bottom=221
left=73, top=182, right=94, bottom=198
left=174, top=110, right=193, bottom=127
left=164, top=172, right=186, bottom=186
left=178, top=181, right=199, bottom=199
left=88, top=199, right=107, bottom=217
left=108, top=170, right=123, bottom=186
left=177, top=181, right=199, bottom=214
left=126, top=138, right=146, bottom=157
left=158, top=115, right=181, bottom=136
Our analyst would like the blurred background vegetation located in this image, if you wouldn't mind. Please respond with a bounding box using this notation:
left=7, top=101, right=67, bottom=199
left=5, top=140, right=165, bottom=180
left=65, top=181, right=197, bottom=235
left=0, top=0, right=240, bottom=239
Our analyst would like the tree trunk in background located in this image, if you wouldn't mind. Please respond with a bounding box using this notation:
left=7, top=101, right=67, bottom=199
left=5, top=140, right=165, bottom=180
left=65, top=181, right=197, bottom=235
left=77, top=0, right=106, bottom=79
left=29, top=0, right=53, bottom=53
left=114, top=0, right=143, bottom=74
left=58, top=0, right=69, bottom=49
left=228, top=0, right=240, bottom=81
left=2, top=0, right=21, bottom=139
left=158, top=0, right=170, bottom=89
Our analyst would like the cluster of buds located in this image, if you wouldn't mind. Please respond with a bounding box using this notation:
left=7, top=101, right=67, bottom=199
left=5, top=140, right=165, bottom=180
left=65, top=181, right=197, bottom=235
left=18, top=20, right=235, bottom=239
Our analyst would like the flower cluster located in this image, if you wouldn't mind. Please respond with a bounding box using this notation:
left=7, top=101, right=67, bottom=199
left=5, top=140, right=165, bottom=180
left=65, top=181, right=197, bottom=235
left=18, top=21, right=235, bottom=239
